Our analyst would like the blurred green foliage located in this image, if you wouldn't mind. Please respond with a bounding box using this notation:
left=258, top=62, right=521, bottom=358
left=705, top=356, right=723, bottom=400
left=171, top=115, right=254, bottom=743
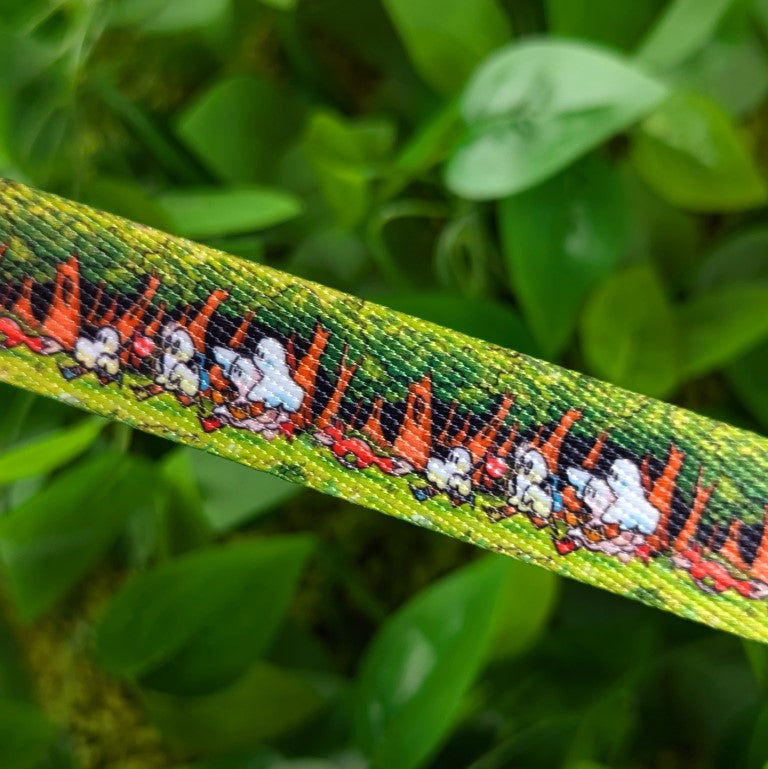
left=0, top=0, right=767, bottom=767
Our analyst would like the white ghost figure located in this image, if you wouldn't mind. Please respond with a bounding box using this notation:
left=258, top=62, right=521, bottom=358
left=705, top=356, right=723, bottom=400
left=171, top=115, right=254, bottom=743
left=211, top=338, right=304, bottom=440
left=507, top=444, right=553, bottom=521
left=72, top=325, right=121, bottom=379
left=567, top=471, right=615, bottom=521
left=213, top=347, right=261, bottom=403
left=156, top=323, right=200, bottom=398
left=602, top=458, right=660, bottom=535
left=565, top=467, right=646, bottom=563
left=567, top=468, right=614, bottom=520
left=246, top=337, right=305, bottom=413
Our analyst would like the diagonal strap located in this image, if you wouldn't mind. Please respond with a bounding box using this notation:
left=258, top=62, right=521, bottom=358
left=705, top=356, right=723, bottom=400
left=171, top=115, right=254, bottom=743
left=0, top=178, right=767, bottom=641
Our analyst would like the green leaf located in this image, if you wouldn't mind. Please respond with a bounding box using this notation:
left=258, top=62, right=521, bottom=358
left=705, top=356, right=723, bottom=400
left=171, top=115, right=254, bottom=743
left=726, top=341, right=768, bottom=432
left=489, top=561, right=559, bottom=659
left=393, top=102, right=461, bottom=178
left=304, top=113, right=370, bottom=229
left=678, top=284, right=768, bottom=377
left=97, top=536, right=314, bottom=694
left=667, top=1, right=768, bottom=116
left=0, top=97, right=14, bottom=172
left=0, top=699, right=57, bottom=769
left=498, top=153, right=628, bottom=357
left=177, top=76, right=306, bottom=184
left=158, top=187, right=303, bottom=239
left=631, top=91, right=767, bottom=211
left=580, top=264, right=678, bottom=397
left=155, top=448, right=214, bottom=556
left=354, top=555, right=516, bottom=769
left=743, top=639, right=768, bottom=691
left=446, top=40, right=667, bottom=199
left=0, top=417, right=104, bottom=485
left=0, top=612, right=33, bottom=702
left=695, top=226, right=768, bottom=292
left=90, top=77, right=203, bottom=185
left=187, top=449, right=301, bottom=533
left=546, top=0, right=664, bottom=52
left=144, top=662, right=325, bottom=755
left=624, top=167, right=700, bottom=290
left=0, top=388, right=34, bottom=451
left=258, top=0, right=296, bottom=9
left=288, top=227, right=369, bottom=290
left=0, top=453, right=156, bottom=620
left=748, top=705, right=768, bottom=769
left=186, top=752, right=339, bottom=769
left=353, top=118, right=398, bottom=161
left=375, top=292, right=541, bottom=356
left=636, top=0, right=735, bottom=72
left=433, top=212, right=495, bottom=296
left=381, top=0, right=511, bottom=94
left=110, top=0, right=230, bottom=33
left=382, top=102, right=462, bottom=201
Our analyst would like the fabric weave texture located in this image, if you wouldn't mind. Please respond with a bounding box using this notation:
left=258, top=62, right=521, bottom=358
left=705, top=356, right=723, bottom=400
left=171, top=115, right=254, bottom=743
left=0, top=179, right=767, bottom=642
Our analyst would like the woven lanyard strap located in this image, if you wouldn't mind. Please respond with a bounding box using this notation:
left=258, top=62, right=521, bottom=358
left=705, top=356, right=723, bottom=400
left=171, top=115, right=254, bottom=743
left=0, top=178, right=766, bottom=642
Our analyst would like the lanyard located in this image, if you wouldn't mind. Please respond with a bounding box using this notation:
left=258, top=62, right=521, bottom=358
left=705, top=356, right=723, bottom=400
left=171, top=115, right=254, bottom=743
left=1, top=178, right=767, bottom=642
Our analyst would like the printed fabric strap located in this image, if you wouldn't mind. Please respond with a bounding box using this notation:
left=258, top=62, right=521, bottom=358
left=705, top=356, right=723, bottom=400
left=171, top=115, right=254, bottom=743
left=0, top=178, right=767, bottom=643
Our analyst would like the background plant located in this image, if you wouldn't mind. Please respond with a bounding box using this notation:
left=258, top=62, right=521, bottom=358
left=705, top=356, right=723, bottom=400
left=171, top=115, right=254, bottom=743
left=1, top=0, right=768, bottom=767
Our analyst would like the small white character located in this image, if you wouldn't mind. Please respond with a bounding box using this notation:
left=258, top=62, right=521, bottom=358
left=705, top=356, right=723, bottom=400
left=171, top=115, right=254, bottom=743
left=507, top=444, right=555, bottom=527
left=59, top=325, right=122, bottom=385
left=414, top=446, right=475, bottom=506
left=133, top=323, right=203, bottom=404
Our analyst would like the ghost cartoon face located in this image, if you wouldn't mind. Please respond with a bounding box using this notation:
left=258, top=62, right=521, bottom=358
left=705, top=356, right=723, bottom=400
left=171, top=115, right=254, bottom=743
left=601, top=458, right=660, bottom=535
left=448, top=473, right=473, bottom=499
left=254, top=337, right=286, bottom=371
left=426, top=457, right=448, bottom=489
left=607, top=459, right=643, bottom=498
left=214, top=347, right=262, bottom=402
left=74, top=338, right=97, bottom=368
left=582, top=478, right=615, bottom=523
left=248, top=337, right=305, bottom=413
left=567, top=467, right=616, bottom=522
left=214, top=338, right=304, bottom=414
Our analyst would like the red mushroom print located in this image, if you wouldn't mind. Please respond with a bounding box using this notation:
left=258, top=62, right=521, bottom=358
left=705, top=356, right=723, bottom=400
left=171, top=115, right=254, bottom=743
left=0, top=316, right=62, bottom=355
left=132, top=332, right=155, bottom=359
left=314, top=423, right=413, bottom=476
left=485, top=454, right=508, bottom=480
